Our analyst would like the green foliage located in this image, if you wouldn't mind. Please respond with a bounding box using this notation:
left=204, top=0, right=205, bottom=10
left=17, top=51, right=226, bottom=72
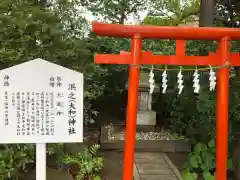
left=0, top=0, right=88, bottom=67
left=46, top=143, right=65, bottom=157
left=144, top=0, right=200, bottom=26
left=80, top=0, right=148, bottom=24
left=61, top=144, right=104, bottom=180
left=0, top=0, right=103, bottom=125
left=0, top=144, right=35, bottom=180
left=182, top=169, right=198, bottom=180
left=183, top=140, right=233, bottom=180
left=0, top=143, right=68, bottom=179
left=215, top=0, right=240, bottom=28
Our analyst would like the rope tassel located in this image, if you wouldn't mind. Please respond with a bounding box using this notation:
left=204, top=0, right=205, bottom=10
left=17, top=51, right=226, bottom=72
left=162, top=69, right=168, bottom=94
left=193, top=68, right=200, bottom=94
left=209, top=66, right=216, bottom=91
left=177, top=67, right=184, bottom=95
left=149, top=66, right=155, bottom=94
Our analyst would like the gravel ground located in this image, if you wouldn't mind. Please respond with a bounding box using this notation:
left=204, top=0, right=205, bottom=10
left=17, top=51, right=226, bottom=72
left=105, top=124, right=176, bottom=140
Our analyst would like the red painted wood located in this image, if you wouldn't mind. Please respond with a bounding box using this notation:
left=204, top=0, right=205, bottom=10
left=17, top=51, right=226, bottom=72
left=95, top=51, right=240, bottom=66
left=216, top=37, right=230, bottom=180
left=123, top=35, right=141, bottom=180
left=92, top=21, right=240, bottom=40
left=176, top=40, right=186, bottom=56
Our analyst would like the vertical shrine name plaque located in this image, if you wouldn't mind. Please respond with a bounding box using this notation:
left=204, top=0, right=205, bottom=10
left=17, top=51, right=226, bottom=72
left=0, top=58, right=83, bottom=143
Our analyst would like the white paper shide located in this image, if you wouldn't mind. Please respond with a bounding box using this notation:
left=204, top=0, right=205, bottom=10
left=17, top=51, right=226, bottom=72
left=0, top=58, right=83, bottom=144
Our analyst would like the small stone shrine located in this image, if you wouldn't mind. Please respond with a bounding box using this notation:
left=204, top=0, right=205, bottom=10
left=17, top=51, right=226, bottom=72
left=126, top=72, right=159, bottom=125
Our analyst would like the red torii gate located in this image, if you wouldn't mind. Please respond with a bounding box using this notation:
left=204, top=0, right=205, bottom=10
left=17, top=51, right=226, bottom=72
left=91, top=21, right=240, bottom=180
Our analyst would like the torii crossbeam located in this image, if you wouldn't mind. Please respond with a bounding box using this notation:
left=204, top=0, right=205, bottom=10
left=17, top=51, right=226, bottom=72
left=92, top=21, right=240, bottom=180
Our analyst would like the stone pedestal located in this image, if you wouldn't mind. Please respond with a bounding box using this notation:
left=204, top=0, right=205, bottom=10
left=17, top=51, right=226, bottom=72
left=137, top=111, right=156, bottom=125
left=125, top=72, right=159, bottom=126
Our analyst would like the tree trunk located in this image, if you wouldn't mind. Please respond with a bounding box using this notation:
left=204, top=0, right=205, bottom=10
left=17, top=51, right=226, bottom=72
left=199, top=0, right=216, bottom=27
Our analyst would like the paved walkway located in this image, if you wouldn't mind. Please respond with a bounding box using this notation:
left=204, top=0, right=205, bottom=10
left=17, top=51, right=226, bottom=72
left=134, top=153, right=183, bottom=180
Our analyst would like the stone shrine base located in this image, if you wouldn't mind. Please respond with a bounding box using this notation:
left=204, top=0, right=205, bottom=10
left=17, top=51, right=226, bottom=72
left=100, top=125, right=190, bottom=152
left=137, top=110, right=156, bottom=125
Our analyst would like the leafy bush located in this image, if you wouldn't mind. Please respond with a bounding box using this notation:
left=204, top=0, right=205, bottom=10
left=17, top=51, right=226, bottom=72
left=0, top=143, right=67, bottom=180
left=0, top=144, right=35, bottom=180
left=182, top=140, right=233, bottom=180
left=46, top=143, right=64, bottom=156
left=61, top=144, right=104, bottom=180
